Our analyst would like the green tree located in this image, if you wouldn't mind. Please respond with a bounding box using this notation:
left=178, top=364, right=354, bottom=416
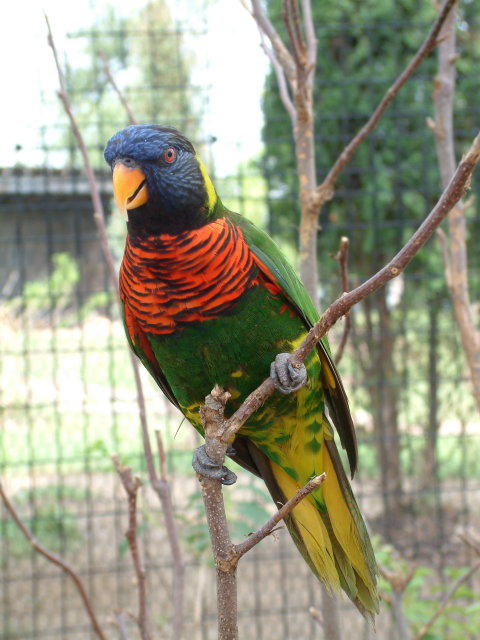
left=61, top=0, right=198, bottom=168
left=261, top=0, right=480, bottom=539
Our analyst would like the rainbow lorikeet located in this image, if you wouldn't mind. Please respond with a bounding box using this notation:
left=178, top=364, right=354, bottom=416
left=104, top=124, right=378, bottom=616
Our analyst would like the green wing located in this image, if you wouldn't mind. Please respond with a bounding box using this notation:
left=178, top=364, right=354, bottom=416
left=227, top=209, right=358, bottom=476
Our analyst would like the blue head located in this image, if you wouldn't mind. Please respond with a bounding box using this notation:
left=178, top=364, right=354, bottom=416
left=104, top=125, right=218, bottom=235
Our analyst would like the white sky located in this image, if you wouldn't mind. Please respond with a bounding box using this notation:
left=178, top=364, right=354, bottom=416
left=1, top=0, right=269, bottom=173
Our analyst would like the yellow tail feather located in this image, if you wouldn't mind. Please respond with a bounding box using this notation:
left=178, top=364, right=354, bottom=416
left=323, top=443, right=373, bottom=589
left=269, top=442, right=378, bottom=615
left=270, top=462, right=340, bottom=592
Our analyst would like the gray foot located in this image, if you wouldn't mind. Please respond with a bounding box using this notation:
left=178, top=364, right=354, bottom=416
left=192, top=445, right=237, bottom=485
left=270, top=352, right=307, bottom=394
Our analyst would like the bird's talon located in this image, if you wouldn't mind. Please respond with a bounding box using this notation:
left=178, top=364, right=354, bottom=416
left=270, top=352, right=307, bottom=394
left=192, top=445, right=237, bottom=485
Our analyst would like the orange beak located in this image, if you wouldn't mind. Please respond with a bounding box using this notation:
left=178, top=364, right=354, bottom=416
left=112, top=162, right=149, bottom=217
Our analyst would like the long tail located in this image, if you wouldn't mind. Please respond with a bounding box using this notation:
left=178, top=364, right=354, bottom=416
left=239, top=430, right=379, bottom=618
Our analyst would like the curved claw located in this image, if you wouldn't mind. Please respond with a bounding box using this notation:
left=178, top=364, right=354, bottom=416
left=192, top=445, right=237, bottom=486
left=270, top=352, right=308, bottom=394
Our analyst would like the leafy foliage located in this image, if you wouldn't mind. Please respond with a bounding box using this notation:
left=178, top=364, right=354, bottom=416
left=377, top=540, right=480, bottom=639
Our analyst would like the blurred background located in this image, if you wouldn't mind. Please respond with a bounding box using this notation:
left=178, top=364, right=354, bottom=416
left=1, top=0, right=480, bottom=638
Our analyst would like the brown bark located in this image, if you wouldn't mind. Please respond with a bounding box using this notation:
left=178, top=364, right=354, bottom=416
left=431, top=7, right=480, bottom=413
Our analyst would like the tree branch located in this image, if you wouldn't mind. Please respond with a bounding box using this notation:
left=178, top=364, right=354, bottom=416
left=332, top=236, right=351, bottom=365
left=250, top=0, right=297, bottom=87
left=315, top=0, right=459, bottom=207
left=112, top=456, right=152, bottom=640
left=259, top=29, right=297, bottom=124
left=98, top=50, right=138, bottom=125
left=234, top=473, right=325, bottom=557
left=379, top=564, right=416, bottom=640
left=113, top=609, right=132, bottom=640
left=301, top=0, right=317, bottom=64
left=153, top=430, right=186, bottom=640
left=413, top=561, right=480, bottom=640
left=0, top=478, right=107, bottom=640
left=429, top=3, right=480, bottom=413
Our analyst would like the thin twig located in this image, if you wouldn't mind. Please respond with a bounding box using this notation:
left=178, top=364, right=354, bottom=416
left=315, top=0, right=459, bottom=206
left=234, top=474, right=325, bottom=557
left=250, top=0, right=297, bottom=87
left=221, top=130, right=480, bottom=442
left=259, top=29, right=296, bottom=123
left=0, top=479, right=107, bottom=640
left=112, top=455, right=152, bottom=640
left=114, top=609, right=132, bottom=640
left=413, top=560, right=480, bottom=640
left=98, top=50, right=138, bottom=125
left=301, top=0, right=317, bottom=64
left=379, top=564, right=416, bottom=640
left=332, top=236, right=351, bottom=365
left=153, top=430, right=186, bottom=640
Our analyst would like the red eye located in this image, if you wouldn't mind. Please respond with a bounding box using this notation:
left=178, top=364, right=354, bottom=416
left=164, top=147, right=176, bottom=163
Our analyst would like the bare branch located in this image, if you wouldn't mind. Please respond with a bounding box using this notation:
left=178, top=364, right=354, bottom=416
left=414, top=561, right=480, bottom=640
left=0, top=478, right=107, bottom=640
left=282, top=0, right=307, bottom=68
left=430, top=3, right=480, bottom=413
left=259, top=29, right=297, bottom=124
left=153, top=430, right=186, bottom=640
left=234, top=474, right=325, bottom=557
left=436, top=228, right=452, bottom=288
left=45, top=14, right=154, bottom=450
left=332, top=236, right=351, bottom=365
left=301, top=0, right=317, bottom=63
left=316, top=0, right=459, bottom=206
left=250, top=0, right=297, bottom=87
left=379, top=564, right=416, bottom=640
left=112, top=456, right=152, bottom=640
left=113, top=609, right=132, bottom=640
left=196, top=387, right=238, bottom=640
left=222, top=130, right=480, bottom=442
left=98, top=50, right=138, bottom=125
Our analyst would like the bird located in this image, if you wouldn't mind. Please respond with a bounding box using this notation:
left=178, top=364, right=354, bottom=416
left=104, top=124, right=378, bottom=617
